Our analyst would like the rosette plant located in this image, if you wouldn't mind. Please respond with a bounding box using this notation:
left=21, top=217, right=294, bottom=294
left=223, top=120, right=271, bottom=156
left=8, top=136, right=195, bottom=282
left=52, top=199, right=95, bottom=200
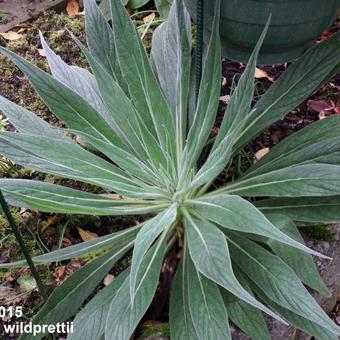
left=0, top=0, right=340, bottom=339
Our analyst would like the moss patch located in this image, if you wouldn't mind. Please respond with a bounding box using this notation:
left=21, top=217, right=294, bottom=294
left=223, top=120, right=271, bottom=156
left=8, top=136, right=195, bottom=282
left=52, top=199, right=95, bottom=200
left=0, top=10, right=87, bottom=125
left=303, top=225, right=335, bottom=242
left=0, top=209, right=42, bottom=262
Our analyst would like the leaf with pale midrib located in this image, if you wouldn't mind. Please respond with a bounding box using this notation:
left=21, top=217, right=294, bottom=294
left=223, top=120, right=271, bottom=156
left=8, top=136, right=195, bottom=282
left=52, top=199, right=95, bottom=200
left=19, top=245, right=132, bottom=340
left=183, top=212, right=285, bottom=323
left=226, top=232, right=340, bottom=336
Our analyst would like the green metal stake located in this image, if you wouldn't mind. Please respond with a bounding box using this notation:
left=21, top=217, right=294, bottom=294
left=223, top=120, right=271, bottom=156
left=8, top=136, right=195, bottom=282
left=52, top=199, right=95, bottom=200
left=195, top=0, right=204, bottom=102
left=0, top=190, right=48, bottom=300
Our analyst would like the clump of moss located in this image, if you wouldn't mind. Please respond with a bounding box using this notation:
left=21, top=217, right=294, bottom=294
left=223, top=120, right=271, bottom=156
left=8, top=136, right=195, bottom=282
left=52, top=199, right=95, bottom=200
left=0, top=208, right=21, bottom=230
left=0, top=35, right=6, bottom=47
left=304, top=225, right=335, bottom=242
left=0, top=209, right=42, bottom=261
left=0, top=9, right=11, bottom=25
left=0, top=10, right=87, bottom=125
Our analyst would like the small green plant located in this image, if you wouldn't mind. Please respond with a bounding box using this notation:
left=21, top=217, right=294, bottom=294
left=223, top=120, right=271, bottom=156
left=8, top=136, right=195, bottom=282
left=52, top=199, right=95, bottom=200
left=0, top=0, right=340, bottom=339
left=0, top=113, right=12, bottom=172
left=0, top=113, right=8, bottom=130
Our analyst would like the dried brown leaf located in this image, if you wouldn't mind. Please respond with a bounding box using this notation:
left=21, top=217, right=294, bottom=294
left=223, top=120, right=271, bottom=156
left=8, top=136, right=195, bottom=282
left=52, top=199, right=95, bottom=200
left=0, top=32, right=25, bottom=41
left=41, top=215, right=58, bottom=232
left=255, top=67, right=274, bottom=82
left=66, top=0, right=79, bottom=16
left=255, top=147, right=270, bottom=161
left=78, top=227, right=98, bottom=241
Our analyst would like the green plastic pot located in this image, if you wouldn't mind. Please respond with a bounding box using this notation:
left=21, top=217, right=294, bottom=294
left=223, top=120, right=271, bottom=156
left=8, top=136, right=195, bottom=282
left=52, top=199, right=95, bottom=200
left=185, top=0, right=340, bottom=64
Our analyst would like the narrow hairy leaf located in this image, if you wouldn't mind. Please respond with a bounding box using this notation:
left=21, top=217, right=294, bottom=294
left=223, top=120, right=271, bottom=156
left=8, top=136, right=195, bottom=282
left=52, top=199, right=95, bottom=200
left=187, top=132, right=233, bottom=191
left=178, top=0, right=221, bottom=186
left=254, top=285, right=338, bottom=340
left=66, top=129, right=160, bottom=186
left=213, top=17, right=270, bottom=149
left=222, top=289, right=270, bottom=340
left=0, top=95, right=61, bottom=138
left=186, top=247, right=231, bottom=339
left=224, top=164, right=340, bottom=197
left=151, top=0, right=191, bottom=164
left=68, top=270, right=129, bottom=340
left=0, top=179, right=162, bottom=215
left=130, top=205, right=177, bottom=304
left=255, top=196, right=340, bottom=223
left=169, top=248, right=199, bottom=340
left=235, top=31, right=340, bottom=149
left=0, top=131, right=151, bottom=197
left=155, top=0, right=172, bottom=17
left=189, top=20, right=271, bottom=190
left=98, top=0, right=115, bottom=20
left=40, top=32, right=120, bottom=135
left=182, top=212, right=285, bottom=323
left=264, top=214, right=330, bottom=296
left=129, top=0, right=149, bottom=9
left=170, top=243, right=232, bottom=340
left=84, top=0, right=124, bottom=87
left=0, top=47, right=125, bottom=149
left=242, top=115, right=340, bottom=179
left=71, top=37, right=169, bottom=171
left=189, top=194, right=328, bottom=258
left=227, top=233, right=340, bottom=336
left=66, top=129, right=168, bottom=193
left=110, top=0, right=176, bottom=160
left=21, top=245, right=132, bottom=340
left=105, top=239, right=166, bottom=339
left=0, top=226, right=140, bottom=269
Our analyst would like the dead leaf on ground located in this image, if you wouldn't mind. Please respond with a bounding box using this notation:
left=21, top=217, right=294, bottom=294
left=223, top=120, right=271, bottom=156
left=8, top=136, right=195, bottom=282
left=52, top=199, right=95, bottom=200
left=319, top=111, right=328, bottom=120
left=138, top=12, right=156, bottom=36
left=0, top=32, right=25, bottom=41
left=14, top=23, right=31, bottom=29
left=255, top=147, right=270, bottom=161
left=143, top=12, right=156, bottom=24
left=66, top=0, right=79, bottom=16
left=255, top=67, right=274, bottom=82
left=220, top=94, right=230, bottom=105
left=308, top=100, right=340, bottom=115
left=78, top=227, right=98, bottom=241
left=54, top=259, right=82, bottom=286
left=57, top=29, right=66, bottom=37
left=38, top=48, right=46, bottom=57
left=103, top=274, right=115, bottom=286
left=54, top=266, right=66, bottom=286
left=62, top=237, right=72, bottom=247
left=41, top=215, right=59, bottom=232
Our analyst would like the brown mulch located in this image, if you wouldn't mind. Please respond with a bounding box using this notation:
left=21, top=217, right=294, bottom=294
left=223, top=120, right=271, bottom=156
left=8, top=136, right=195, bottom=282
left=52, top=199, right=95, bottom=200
left=218, top=21, right=340, bottom=155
